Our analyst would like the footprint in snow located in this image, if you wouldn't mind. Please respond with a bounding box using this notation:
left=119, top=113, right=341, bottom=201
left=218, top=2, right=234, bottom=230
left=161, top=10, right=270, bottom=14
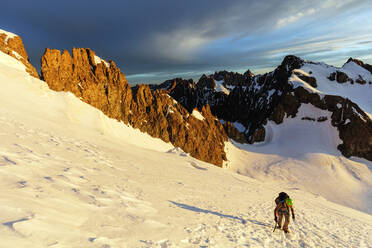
left=189, top=161, right=207, bottom=170
left=0, top=156, right=17, bottom=166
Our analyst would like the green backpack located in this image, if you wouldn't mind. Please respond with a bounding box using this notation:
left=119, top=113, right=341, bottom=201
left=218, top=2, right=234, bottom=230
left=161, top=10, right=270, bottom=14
left=286, top=197, right=293, bottom=207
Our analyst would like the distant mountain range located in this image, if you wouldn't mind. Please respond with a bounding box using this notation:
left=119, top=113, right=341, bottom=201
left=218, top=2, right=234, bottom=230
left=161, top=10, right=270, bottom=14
left=1, top=29, right=371, bottom=166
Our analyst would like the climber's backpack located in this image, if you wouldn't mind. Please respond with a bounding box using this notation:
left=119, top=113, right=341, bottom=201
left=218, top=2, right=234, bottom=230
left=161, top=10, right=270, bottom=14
left=275, top=192, right=293, bottom=213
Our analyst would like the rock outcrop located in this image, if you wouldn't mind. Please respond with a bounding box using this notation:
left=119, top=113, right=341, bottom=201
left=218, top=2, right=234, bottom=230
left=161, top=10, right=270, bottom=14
left=328, top=71, right=353, bottom=84
left=41, top=48, right=227, bottom=166
left=0, top=30, right=39, bottom=78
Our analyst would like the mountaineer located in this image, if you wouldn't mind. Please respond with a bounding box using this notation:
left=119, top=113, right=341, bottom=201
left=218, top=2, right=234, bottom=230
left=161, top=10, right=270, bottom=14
left=274, top=192, right=295, bottom=233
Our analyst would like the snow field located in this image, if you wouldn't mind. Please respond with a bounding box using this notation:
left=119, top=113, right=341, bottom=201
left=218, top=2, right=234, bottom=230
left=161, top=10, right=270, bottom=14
left=1, top=114, right=371, bottom=247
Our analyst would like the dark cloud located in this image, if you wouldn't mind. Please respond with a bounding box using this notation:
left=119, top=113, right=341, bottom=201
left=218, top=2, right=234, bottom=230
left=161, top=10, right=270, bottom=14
left=1, top=0, right=371, bottom=84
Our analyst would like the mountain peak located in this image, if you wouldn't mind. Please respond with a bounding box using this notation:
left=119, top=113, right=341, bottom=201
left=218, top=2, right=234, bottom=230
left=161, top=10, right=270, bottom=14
left=0, top=29, right=39, bottom=78
left=345, top=57, right=372, bottom=74
left=280, top=55, right=305, bottom=72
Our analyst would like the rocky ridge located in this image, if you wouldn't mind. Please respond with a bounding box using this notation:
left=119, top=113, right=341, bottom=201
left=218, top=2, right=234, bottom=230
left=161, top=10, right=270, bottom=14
left=0, top=30, right=39, bottom=78
left=153, top=56, right=301, bottom=144
left=40, top=48, right=227, bottom=166
left=4, top=28, right=370, bottom=164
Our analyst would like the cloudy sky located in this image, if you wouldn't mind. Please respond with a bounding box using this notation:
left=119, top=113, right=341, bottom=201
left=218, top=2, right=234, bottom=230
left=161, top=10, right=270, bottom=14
left=2, top=0, right=372, bottom=84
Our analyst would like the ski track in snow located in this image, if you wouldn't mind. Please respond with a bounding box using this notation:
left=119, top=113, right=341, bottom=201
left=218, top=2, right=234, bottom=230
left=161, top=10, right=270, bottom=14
left=0, top=49, right=371, bottom=247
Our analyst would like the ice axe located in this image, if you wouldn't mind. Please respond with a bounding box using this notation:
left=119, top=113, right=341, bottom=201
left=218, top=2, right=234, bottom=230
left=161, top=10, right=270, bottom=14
left=273, top=218, right=278, bottom=232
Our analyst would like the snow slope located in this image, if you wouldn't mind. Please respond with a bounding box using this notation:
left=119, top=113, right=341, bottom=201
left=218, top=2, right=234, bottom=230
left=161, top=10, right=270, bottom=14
left=225, top=104, right=372, bottom=213
left=224, top=60, right=372, bottom=214
left=0, top=50, right=372, bottom=247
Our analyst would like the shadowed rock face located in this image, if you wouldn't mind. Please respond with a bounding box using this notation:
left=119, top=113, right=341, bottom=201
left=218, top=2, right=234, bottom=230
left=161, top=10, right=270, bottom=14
left=213, top=70, right=252, bottom=86
left=155, top=55, right=301, bottom=144
left=0, top=33, right=39, bottom=78
left=41, top=48, right=227, bottom=166
left=328, top=71, right=353, bottom=84
left=222, top=122, right=248, bottom=143
left=197, top=74, right=216, bottom=89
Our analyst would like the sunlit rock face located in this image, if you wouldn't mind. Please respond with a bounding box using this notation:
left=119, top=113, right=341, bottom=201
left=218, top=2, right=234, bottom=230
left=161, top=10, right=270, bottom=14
left=41, top=48, right=227, bottom=166
left=0, top=30, right=39, bottom=78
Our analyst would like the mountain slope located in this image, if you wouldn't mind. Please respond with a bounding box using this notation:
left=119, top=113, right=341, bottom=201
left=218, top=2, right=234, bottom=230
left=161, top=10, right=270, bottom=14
left=0, top=49, right=372, bottom=247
